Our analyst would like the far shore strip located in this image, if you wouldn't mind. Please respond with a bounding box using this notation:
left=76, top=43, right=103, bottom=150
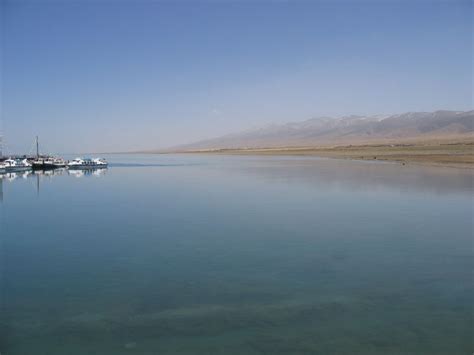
left=168, top=141, right=474, bottom=169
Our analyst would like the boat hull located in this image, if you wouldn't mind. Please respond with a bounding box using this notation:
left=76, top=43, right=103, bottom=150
left=32, top=163, right=66, bottom=170
left=5, top=167, right=32, bottom=172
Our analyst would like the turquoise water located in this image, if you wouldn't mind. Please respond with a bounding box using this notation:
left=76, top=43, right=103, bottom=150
left=0, top=155, right=472, bottom=354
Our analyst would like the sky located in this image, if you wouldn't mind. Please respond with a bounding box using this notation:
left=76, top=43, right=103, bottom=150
left=1, top=0, right=472, bottom=154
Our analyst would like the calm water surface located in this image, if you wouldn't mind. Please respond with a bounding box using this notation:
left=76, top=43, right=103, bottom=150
left=0, top=155, right=472, bottom=354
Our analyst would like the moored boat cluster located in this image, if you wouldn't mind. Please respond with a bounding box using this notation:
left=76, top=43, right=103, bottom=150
left=0, top=156, right=108, bottom=174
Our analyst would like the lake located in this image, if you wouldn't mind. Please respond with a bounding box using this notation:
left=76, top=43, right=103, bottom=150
left=0, top=154, right=472, bottom=354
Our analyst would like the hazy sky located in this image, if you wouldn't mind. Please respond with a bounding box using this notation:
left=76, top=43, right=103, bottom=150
left=1, top=0, right=472, bottom=153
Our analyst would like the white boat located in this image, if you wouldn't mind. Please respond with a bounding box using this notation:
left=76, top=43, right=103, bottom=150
left=0, top=162, right=5, bottom=174
left=4, top=158, right=33, bottom=172
left=93, top=158, right=108, bottom=167
left=67, top=158, right=108, bottom=169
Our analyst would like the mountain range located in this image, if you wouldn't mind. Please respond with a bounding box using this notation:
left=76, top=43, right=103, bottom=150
left=171, top=110, right=473, bottom=151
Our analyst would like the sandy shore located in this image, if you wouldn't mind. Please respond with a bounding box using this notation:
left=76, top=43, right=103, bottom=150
left=179, top=141, right=474, bottom=169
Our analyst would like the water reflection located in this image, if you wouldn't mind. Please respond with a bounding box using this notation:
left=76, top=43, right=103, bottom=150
left=34, top=168, right=68, bottom=177
left=68, top=168, right=107, bottom=178
left=221, top=157, right=474, bottom=196
left=0, top=155, right=472, bottom=355
left=0, top=167, right=107, bottom=202
left=1, top=156, right=472, bottom=196
left=0, top=171, right=34, bottom=182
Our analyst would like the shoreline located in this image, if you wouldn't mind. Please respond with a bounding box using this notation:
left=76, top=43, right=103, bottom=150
left=171, top=141, right=474, bottom=169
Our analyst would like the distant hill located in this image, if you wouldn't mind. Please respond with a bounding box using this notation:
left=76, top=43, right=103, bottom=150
left=171, top=110, right=474, bottom=151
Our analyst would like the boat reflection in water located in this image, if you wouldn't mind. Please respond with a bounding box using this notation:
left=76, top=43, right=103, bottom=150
left=0, top=165, right=107, bottom=203
left=0, top=166, right=107, bottom=180
left=0, top=171, right=35, bottom=202
left=68, top=167, right=108, bottom=178
left=0, top=170, right=34, bottom=181
left=33, top=167, right=68, bottom=177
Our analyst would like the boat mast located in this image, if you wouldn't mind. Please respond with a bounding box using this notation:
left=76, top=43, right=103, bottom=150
left=36, top=136, right=39, bottom=158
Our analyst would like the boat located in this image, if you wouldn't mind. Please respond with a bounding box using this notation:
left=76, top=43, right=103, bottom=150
left=3, top=158, right=33, bottom=172
left=0, top=162, right=5, bottom=174
left=31, top=137, right=67, bottom=170
left=67, top=158, right=108, bottom=169
left=32, top=157, right=67, bottom=170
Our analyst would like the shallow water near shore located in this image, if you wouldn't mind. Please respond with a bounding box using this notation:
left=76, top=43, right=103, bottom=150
left=0, top=154, right=472, bottom=354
